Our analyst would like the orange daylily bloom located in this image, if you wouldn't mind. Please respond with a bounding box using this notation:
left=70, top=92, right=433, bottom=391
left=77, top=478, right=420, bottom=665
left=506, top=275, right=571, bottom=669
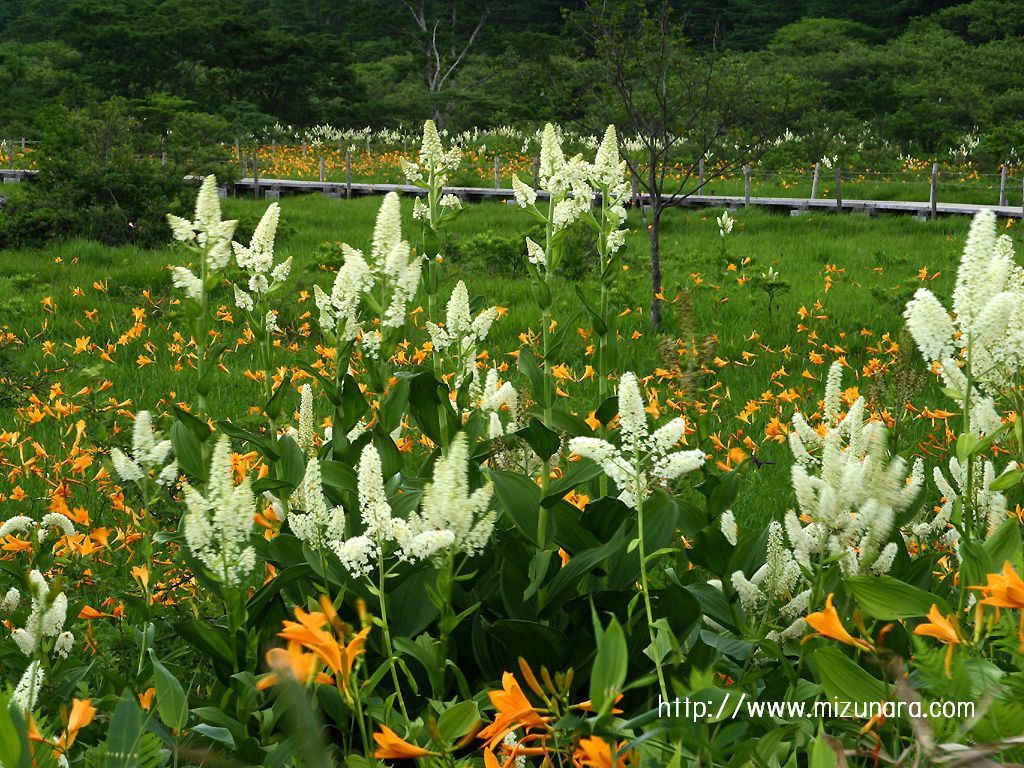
left=257, top=642, right=334, bottom=690
left=914, top=604, right=961, bottom=678
left=575, top=736, right=630, bottom=768
left=63, top=699, right=97, bottom=750
left=972, top=561, right=1024, bottom=609
left=478, top=671, right=551, bottom=749
left=803, top=593, right=874, bottom=652
left=373, top=725, right=437, bottom=759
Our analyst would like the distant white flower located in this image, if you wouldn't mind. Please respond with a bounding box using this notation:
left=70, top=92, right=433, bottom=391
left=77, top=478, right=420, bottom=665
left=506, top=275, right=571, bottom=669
left=717, top=211, right=734, bottom=237
left=11, top=661, right=44, bottom=713
left=425, top=281, right=499, bottom=390
left=167, top=175, right=238, bottom=279
left=289, top=457, right=345, bottom=551
left=512, top=175, right=536, bottom=208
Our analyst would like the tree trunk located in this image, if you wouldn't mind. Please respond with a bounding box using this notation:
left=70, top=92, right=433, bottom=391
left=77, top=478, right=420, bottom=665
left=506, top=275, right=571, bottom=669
left=649, top=205, right=662, bottom=328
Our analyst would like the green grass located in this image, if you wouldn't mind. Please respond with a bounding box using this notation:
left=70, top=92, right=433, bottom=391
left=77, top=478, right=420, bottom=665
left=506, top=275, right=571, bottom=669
left=2, top=194, right=1013, bottom=520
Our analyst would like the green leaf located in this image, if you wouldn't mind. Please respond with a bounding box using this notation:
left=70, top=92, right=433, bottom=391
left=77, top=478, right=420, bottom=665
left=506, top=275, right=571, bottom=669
left=148, top=651, right=188, bottom=732
left=172, top=406, right=211, bottom=441
left=813, top=646, right=888, bottom=704
left=276, top=434, right=306, bottom=491
left=170, top=420, right=205, bottom=482
left=491, top=469, right=547, bottom=545
left=104, top=692, right=143, bottom=768
left=0, top=692, right=21, bottom=768
left=437, top=700, right=480, bottom=742
left=264, top=382, right=289, bottom=420
left=518, top=347, right=546, bottom=406
left=989, top=469, right=1024, bottom=492
left=846, top=575, right=950, bottom=619
left=514, top=418, right=561, bottom=462
left=589, top=616, right=628, bottom=717
left=984, top=516, right=1022, bottom=567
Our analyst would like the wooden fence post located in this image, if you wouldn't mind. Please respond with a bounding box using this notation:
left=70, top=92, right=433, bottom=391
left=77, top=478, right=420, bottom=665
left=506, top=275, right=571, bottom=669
left=532, top=157, right=539, bottom=190
left=271, top=139, right=276, bottom=152
left=743, top=164, right=751, bottom=205
left=301, top=139, right=307, bottom=156
left=235, top=138, right=242, bottom=164
left=698, top=157, right=705, bottom=191
left=835, top=164, right=843, bottom=212
left=631, top=167, right=639, bottom=206
left=1000, top=165, right=1008, bottom=207
left=929, top=162, right=938, bottom=220
left=319, top=156, right=326, bottom=183
left=20, top=138, right=25, bottom=150
left=402, top=139, right=407, bottom=154
left=160, top=136, right=167, bottom=167
left=7, top=140, right=13, bottom=169
left=810, top=162, right=820, bottom=200
left=252, top=152, right=260, bottom=199
left=493, top=157, right=501, bottom=189
left=345, top=150, right=352, bottom=198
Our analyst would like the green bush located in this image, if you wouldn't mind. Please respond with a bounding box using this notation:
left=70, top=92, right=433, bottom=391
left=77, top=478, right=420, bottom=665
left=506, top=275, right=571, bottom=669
left=0, top=98, right=237, bottom=249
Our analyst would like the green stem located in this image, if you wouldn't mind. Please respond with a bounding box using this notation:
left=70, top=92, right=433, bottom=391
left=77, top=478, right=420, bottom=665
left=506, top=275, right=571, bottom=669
left=377, top=559, right=409, bottom=720
left=637, top=491, right=669, bottom=702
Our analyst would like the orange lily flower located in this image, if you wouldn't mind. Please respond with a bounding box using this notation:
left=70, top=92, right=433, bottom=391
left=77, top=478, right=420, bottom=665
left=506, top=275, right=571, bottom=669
left=373, top=725, right=437, bottom=759
left=803, top=593, right=874, bottom=652
left=478, top=671, right=551, bottom=749
left=914, top=604, right=961, bottom=677
left=575, top=736, right=630, bottom=768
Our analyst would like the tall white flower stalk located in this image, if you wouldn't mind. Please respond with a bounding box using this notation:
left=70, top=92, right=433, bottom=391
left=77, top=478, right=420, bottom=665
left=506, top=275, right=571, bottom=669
left=402, top=119, right=464, bottom=328
left=328, top=435, right=493, bottom=707
left=511, top=123, right=595, bottom=558
left=231, top=202, right=291, bottom=433
left=110, top=410, right=179, bottom=505
left=784, top=362, right=923, bottom=605
left=182, top=435, right=257, bottom=592
left=314, top=192, right=422, bottom=393
left=2, top=569, right=75, bottom=715
left=582, top=125, right=630, bottom=410
left=568, top=372, right=704, bottom=701
left=167, top=175, right=239, bottom=411
left=904, top=210, right=1024, bottom=537
left=426, top=280, right=499, bottom=405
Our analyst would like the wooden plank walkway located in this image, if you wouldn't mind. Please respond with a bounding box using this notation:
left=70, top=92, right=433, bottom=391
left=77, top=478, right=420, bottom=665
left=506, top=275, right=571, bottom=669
left=4, top=169, right=1023, bottom=219
left=232, top=176, right=1024, bottom=220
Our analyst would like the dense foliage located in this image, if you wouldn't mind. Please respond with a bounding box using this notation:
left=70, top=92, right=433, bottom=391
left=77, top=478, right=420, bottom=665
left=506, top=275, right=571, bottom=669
left=1, top=0, right=1023, bottom=154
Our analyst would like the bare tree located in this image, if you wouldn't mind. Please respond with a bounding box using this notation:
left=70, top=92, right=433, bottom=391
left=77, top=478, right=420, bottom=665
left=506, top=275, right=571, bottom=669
left=402, top=0, right=491, bottom=128
left=577, top=1, right=792, bottom=327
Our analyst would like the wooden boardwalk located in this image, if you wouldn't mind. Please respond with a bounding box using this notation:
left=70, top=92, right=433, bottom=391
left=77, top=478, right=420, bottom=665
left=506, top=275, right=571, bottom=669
left=4, top=169, right=1022, bottom=219
left=233, top=176, right=1024, bottom=220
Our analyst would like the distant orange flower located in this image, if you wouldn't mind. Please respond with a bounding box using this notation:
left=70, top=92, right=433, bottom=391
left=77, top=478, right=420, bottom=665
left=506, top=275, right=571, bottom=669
left=914, top=604, right=961, bottom=677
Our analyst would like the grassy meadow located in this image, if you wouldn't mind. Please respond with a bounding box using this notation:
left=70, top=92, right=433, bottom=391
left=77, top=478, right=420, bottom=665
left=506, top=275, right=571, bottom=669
left=1, top=193, right=1000, bottom=523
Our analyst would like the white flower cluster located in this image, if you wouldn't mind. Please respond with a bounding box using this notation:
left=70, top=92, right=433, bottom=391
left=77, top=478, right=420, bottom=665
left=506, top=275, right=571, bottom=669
left=905, top=210, right=1024, bottom=435
left=232, top=202, right=292, bottom=321
left=402, top=119, right=461, bottom=186
left=167, top=175, right=238, bottom=300
left=11, top=660, right=45, bottom=713
left=8, top=570, right=74, bottom=659
left=0, top=512, right=75, bottom=544
left=425, top=281, right=498, bottom=391
left=784, top=362, right=923, bottom=576
left=110, top=410, right=179, bottom=487
left=918, top=456, right=1013, bottom=547
left=329, top=435, right=494, bottom=578
left=590, top=125, right=631, bottom=255
left=568, top=372, right=705, bottom=508
left=717, top=211, right=734, bottom=237
left=481, top=368, right=521, bottom=440
left=513, top=124, right=594, bottom=234
left=730, top=521, right=805, bottom=615
left=314, top=192, right=422, bottom=356
left=289, top=455, right=346, bottom=551
left=182, top=435, right=257, bottom=587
